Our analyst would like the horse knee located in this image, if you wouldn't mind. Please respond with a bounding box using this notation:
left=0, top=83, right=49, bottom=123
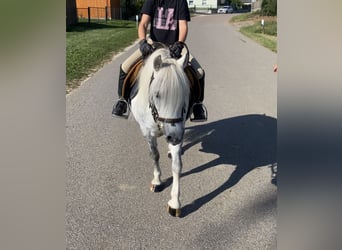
left=150, top=150, right=160, bottom=161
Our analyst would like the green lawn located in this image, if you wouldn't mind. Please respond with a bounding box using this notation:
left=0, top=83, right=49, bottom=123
left=231, top=12, right=277, bottom=52
left=230, top=11, right=261, bottom=22
left=66, top=20, right=138, bottom=93
left=240, top=20, right=277, bottom=52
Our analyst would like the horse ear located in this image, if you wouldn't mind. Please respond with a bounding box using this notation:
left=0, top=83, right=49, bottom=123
left=177, top=50, right=189, bottom=69
left=153, top=55, right=162, bottom=71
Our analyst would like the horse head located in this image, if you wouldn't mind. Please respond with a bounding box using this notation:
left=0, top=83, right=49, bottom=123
left=148, top=47, right=190, bottom=145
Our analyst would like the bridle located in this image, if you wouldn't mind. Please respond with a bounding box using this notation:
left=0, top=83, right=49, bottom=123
left=148, top=73, right=186, bottom=127
left=149, top=101, right=185, bottom=126
left=147, top=42, right=190, bottom=127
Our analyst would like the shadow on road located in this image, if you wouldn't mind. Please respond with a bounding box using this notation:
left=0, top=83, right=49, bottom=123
left=66, top=22, right=136, bottom=32
left=178, top=114, right=277, bottom=217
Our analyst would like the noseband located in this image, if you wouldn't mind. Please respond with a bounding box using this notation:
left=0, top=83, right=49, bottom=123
left=149, top=102, right=185, bottom=126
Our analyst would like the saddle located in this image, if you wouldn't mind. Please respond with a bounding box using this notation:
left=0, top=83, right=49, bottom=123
left=121, top=59, right=201, bottom=115
left=122, top=59, right=144, bottom=100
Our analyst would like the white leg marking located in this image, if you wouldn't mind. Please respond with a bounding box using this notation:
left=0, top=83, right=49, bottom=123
left=147, top=135, right=162, bottom=186
left=167, top=143, right=182, bottom=209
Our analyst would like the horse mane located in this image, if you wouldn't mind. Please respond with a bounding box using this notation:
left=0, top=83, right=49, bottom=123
left=136, top=48, right=190, bottom=118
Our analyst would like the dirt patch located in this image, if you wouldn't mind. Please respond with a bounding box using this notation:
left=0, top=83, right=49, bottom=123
left=232, top=20, right=255, bottom=28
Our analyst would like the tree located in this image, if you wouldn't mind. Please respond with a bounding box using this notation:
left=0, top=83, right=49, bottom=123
left=66, top=0, right=77, bottom=26
left=122, top=0, right=144, bottom=19
left=230, top=0, right=242, bottom=10
left=261, top=0, right=277, bottom=16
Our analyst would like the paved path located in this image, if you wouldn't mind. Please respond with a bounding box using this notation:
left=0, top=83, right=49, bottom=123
left=66, top=14, right=277, bottom=249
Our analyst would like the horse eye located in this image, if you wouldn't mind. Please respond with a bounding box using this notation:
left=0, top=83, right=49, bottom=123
left=155, top=92, right=160, bottom=98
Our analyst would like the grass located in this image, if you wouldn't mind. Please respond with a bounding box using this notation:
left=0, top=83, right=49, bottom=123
left=230, top=10, right=262, bottom=22
left=230, top=11, right=277, bottom=52
left=66, top=20, right=138, bottom=93
left=240, top=20, right=277, bottom=52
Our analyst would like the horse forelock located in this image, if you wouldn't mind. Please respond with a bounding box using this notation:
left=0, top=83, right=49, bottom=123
left=153, top=53, right=189, bottom=117
left=137, top=48, right=190, bottom=119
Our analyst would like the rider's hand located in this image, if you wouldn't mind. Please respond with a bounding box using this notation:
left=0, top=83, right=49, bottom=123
left=273, top=64, right=278, bottom=72
left=169, top=41, right=184, bottom=59
left=139, top=39, right=153, bottom=58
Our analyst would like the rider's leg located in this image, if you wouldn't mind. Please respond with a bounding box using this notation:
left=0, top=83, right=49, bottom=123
left=112, top=66, right=128, bottom=116
left=112, top=48, right=143, bottom=117
left=189, top=55, right=208, bottom=122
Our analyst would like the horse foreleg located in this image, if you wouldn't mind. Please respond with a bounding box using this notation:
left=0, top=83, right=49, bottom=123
left=167, top=143, right=182, bottom=217
left=147, top=136, right=163, bottom=192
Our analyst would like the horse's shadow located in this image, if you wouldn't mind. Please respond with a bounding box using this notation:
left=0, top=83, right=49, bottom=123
left=163, top=114, right=277, bottom=217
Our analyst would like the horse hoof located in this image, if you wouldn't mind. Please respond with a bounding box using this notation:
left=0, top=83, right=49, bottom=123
left=150, top=183, right=163, bottom=192
left=167, top=205, right=181, bottom=217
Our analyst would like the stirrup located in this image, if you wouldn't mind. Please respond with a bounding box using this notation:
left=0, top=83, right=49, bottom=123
left=190, top=103, right=208, bottom=122
left=114, top=99, right=130, bottom=119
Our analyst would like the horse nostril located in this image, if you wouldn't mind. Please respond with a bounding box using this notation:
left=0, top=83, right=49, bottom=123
left=166, top=135, right=172, bottom=142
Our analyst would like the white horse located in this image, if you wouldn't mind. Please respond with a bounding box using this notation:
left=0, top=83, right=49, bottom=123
left=130, top=44, right=190, bottom=217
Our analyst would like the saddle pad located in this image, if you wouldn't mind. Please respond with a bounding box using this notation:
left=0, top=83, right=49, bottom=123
left=122, top=59, right=143, bottom=99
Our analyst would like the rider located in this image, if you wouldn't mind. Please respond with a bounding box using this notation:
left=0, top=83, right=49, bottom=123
left=112, top=0, right=207, bottom=121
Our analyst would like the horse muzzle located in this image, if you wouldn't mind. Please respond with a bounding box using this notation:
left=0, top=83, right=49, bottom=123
left=163, top=122, right=184, bottom=145
left=165, top=134, right=182, bottom=145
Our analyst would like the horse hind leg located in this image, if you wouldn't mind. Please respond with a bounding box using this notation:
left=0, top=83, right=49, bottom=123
left=147, top=136, right=163, bottom=192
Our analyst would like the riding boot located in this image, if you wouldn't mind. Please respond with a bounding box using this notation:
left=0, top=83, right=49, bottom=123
left=112, top=66, right=128, bottom=117
left=191, top=74, right=208, bottom=122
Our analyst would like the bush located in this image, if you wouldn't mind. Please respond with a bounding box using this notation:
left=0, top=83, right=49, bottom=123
left=261, top=0, right=277, bottom=16
left=230, top=0, right=242, bottom=10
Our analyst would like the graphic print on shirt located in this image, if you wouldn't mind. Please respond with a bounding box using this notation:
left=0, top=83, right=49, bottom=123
left=154, top=7, right=177, bottom=30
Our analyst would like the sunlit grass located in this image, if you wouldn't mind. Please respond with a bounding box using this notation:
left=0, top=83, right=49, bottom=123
left=230, top=10, right=261, bottom=22
left=231, top=12, right=277, bottom=52
left=240, top=20, right=277, bottom=52
left=66, top=20, right=138, bottom=92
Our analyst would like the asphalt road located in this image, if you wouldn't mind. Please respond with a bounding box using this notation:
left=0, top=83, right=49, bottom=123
left=66, top=14, right=277, bottom=250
